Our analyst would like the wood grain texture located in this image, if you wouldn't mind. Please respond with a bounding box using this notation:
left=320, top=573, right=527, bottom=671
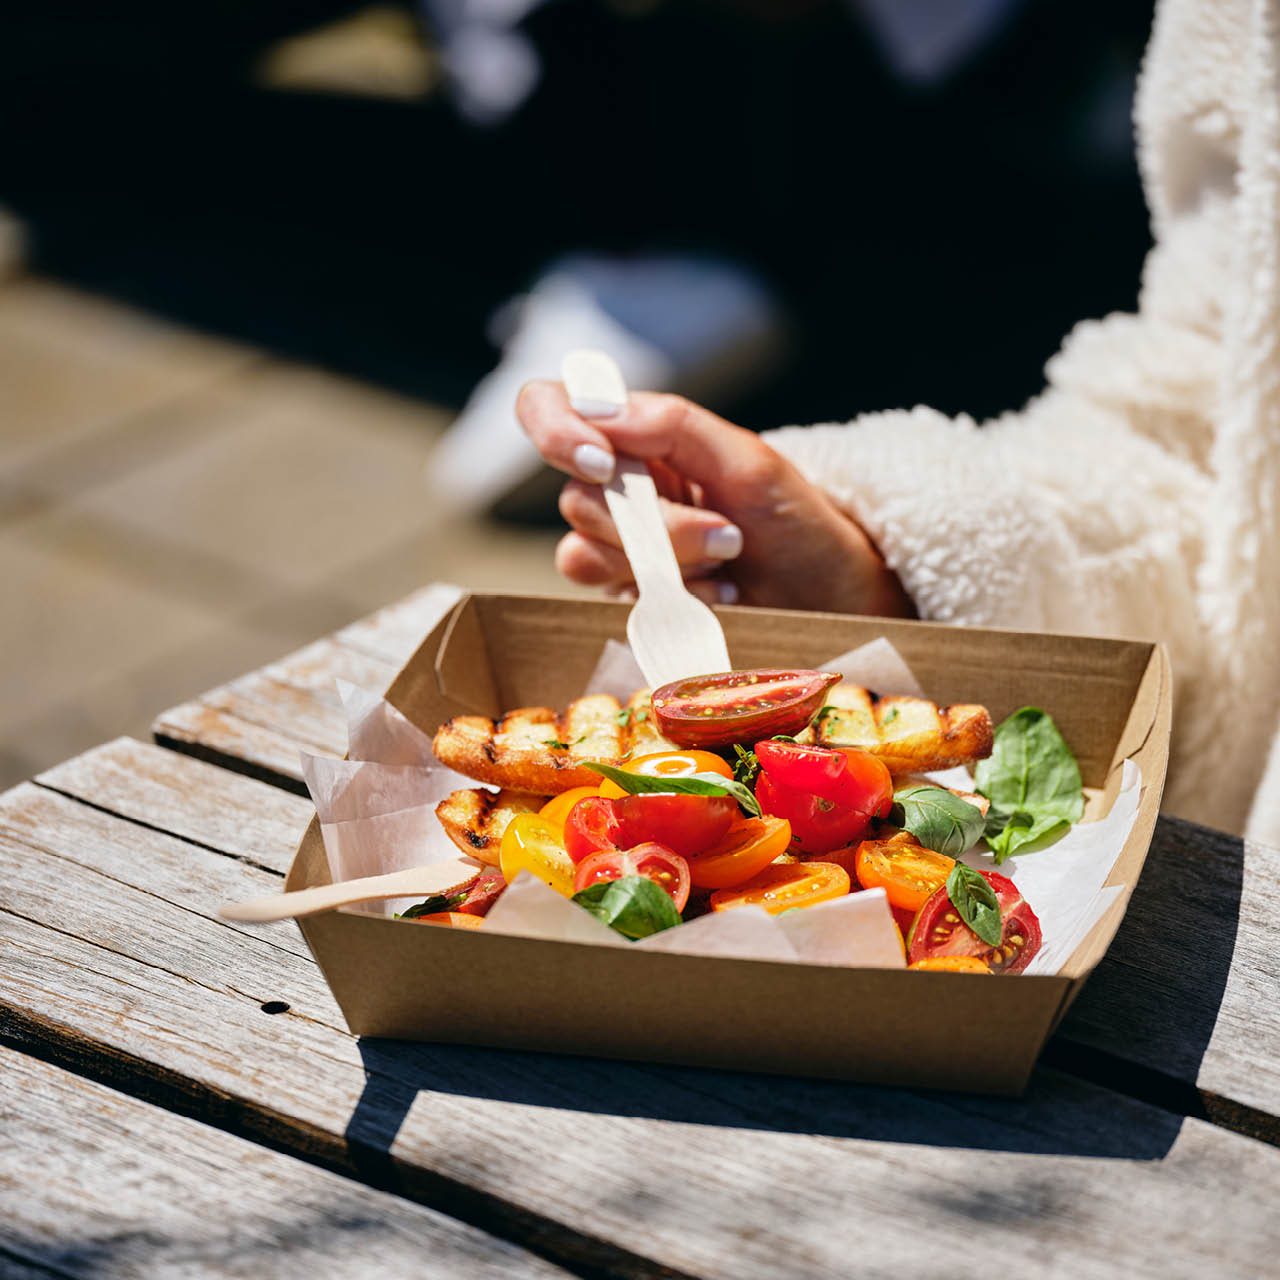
left=0, top=1046, right=572, bottom=1280
left=37, top=737, right=313, bottom=874
left=150, top=586, right=462, bottom=788
left=44, top=738, right=1280, bottom=1134
left=2, top=781, right=1280, bottom=1280
left=1058, top=816, right=1280, bottom=1137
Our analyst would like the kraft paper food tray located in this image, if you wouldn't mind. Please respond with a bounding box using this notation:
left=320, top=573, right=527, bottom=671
left=287, top=592, right=1171, bottom=1095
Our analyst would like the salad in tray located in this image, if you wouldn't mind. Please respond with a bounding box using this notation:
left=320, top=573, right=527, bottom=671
left=403, top=667, right=1085, bottom=975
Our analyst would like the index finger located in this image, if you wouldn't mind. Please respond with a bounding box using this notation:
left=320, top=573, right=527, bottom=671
left=515, top=380, right=618, bottom=485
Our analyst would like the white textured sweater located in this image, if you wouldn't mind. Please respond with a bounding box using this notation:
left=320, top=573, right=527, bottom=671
left=765, top=0, right=1280, bottom=843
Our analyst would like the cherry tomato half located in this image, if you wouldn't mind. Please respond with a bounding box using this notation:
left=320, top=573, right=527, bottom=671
left=908, top=956, right=991, bottom=973
left=710, top=861, right=851, bottom=915
left=499, top=813, right=577, bottom=896
left=455, top=868, right=508, bottom=917
left=539, top=786, right=606, bottom=827
left=854, top=832, right=955, bottom=915
left=755, top=770, right=874, bottom=855
left=755, top=740, right=893, bottom=815
left=564, top=793, right=736, bottom=863
left=406, top=911, right=485, bottom=929
left=651, top=669, right=840, bottom=748
left=595, top=750, right=733, bottom=799
left=907, top=870, right=1042, bottom=974
left=685, top=815, right=792, bottom=889
left=562, top=796, right=622, bottom=864
left=573, top=842, right=691, bottom=911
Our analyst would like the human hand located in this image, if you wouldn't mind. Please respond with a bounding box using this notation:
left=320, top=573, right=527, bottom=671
left=514, top=382, right=914, bottom=617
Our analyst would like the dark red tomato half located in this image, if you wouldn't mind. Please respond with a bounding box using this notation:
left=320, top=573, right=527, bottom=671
left=563, top=793, right=737, bottom=863
left=907, top=870, right=1042, bottom=974
left=572, top=843, right=691, bottom=911
left=755, top=770, right=875, bottom=855
left=651, top=669, right=840, bottom=748
left=455, top=868, right=507, bottom=917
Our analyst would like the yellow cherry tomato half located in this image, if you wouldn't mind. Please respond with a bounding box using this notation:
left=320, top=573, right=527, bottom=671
left=709, top=861, right=851, bottom=914
left=595, top=750, right=734, bottom=800
left=499, top=813, right=577, bottom=897
left=538, top=786, right=606, bottom=827
left=908, top=956, right=992, bottom=973
left=685, top=815, right=792, bottom=889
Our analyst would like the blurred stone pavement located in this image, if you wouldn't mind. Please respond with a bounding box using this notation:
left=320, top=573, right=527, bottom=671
left=0, top=272, right=576, bottom=790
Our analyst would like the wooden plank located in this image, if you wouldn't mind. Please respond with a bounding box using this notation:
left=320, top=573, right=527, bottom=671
left=2, top=782, right=1279, bottom=1279
left=43, top=738, right=1280, bottom=1138
left=334, top=583, right=463, bottom=664
left=150, top=587, right=461, bottom=787
left=0, top=1045, right=573, bottom=1280
left=38, top=737, right=313, bottom=874
left=1056, top=816, right=1280, bottom=1137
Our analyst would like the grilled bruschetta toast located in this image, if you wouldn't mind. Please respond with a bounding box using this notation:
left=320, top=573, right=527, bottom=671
left=435, top=788, right=544, bottom=865
left=799, top=685, right=992, bottom=773
left=432, top=689, right=678, bottom=795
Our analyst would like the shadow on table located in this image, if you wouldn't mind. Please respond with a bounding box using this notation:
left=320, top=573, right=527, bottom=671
left=1048, top=817, right=1244, bottom=1116
left=343, top=818, right=1245, bottom=1171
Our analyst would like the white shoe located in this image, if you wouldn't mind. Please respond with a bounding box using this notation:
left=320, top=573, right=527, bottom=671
left=425, top=272, right=674, bottom=513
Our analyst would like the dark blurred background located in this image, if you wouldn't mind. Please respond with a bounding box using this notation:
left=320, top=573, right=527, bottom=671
left=0, top=0, right=1155, bottom=789
left=4, top=0, right=1153, bottom=433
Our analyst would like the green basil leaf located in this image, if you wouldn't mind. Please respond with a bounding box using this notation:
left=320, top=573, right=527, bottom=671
left=974, top=707, right=1083, bottom=862
left=945, top=863, right=1003, bottom=948
left=889, top=784, right=986, bottom=857
left=571, top=876, right=682, bottom=940
left=584, top=761, right=762, bottom=817
left=397, top=891, right=468, bottom=919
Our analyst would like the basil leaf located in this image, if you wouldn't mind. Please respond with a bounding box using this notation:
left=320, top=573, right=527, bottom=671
left=945, top=864, right=1003, bottom=948
left=889, top=785, right=986, bottom=857
left=975, top=707, right=1083, bottom=863
left=397, top=891, right=468, bottom=919
left=572, top=875, right=682, bottom=940
left=584, top=762, right=762, bottom=818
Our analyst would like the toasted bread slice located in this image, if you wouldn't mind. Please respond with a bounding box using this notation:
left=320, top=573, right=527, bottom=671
left=435, top=788, right=545, bottom=865
left=800, top=684, right=992, bottom=774
left=432, top=689, right=678, bottom=794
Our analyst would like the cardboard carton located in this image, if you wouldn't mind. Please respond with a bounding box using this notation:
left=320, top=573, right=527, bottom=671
left=287, top=593, right=1170, bottom=1094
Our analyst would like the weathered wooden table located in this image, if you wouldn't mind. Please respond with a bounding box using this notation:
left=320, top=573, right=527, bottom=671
left=4, top=584, right=1280, bottom=1278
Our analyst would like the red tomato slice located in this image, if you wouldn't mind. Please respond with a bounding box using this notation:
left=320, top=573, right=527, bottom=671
left=709, top=861, right=851, bottom=914
left=755, top=740, right=893, bottom=816
left=651, top=669, right=840, bottom=747
left=685, top=815, right=792, bottom=888
left=573, top=843, right=691, bottom=911
left=563, top=793, right=737, bottom=863
left=614, top=793, right=736, bottom=858
left=907, top=870, right=1042, bottom=974
left=754, top=770, right=874, bottom=855
left=595, top=750, right=733, bottom=799
left=563, top=796, right=622, bottom=864
left=753, top=740, right=847, bottom=791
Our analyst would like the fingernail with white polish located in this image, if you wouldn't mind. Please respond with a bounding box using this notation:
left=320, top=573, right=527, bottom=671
left=573, top=443, right=615, bottom=484
left=717, top=580, right=740, bottom=605
left=704, top=525, right=744, bottom=560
